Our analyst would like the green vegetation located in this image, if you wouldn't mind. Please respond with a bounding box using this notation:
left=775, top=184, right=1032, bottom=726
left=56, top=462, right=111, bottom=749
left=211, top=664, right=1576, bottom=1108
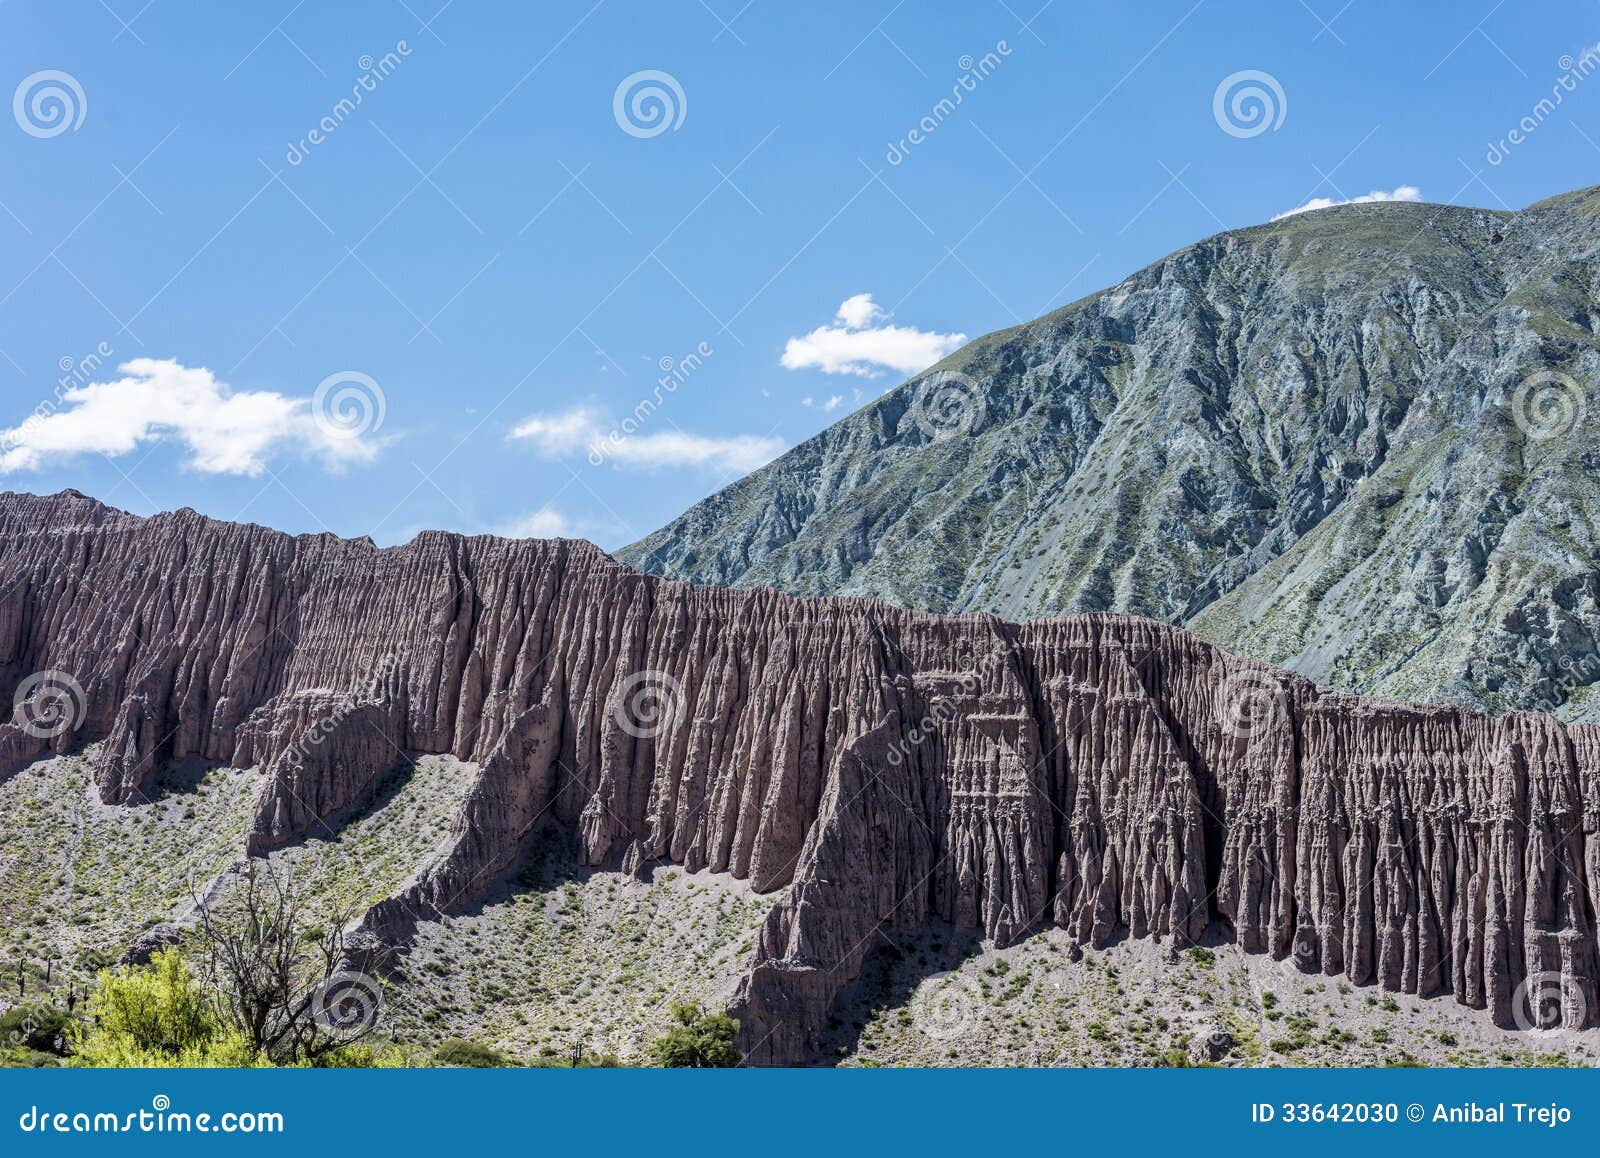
left=432, top=1038, right=513, bottom=1068
left=69, top=949, right=261, bottom=1068
left=647, top=1002, right=741, bottom=1068
left=0, top=1001, right=73, bottom=1067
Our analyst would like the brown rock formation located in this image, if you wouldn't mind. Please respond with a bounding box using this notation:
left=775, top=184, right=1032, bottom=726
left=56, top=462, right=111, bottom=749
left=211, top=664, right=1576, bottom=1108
left=1, top=489, right=1596, bottom=1063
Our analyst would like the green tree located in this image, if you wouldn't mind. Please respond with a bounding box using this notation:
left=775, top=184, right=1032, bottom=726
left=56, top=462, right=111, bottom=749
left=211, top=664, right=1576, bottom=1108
left=648, top=1002, right=741, bottom=1068
left=69, top=949, right=262, bottom=1068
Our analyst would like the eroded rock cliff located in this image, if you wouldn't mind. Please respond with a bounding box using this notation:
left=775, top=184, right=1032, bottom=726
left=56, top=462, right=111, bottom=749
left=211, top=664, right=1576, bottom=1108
left=1, top=490, right=1596, bottom=1063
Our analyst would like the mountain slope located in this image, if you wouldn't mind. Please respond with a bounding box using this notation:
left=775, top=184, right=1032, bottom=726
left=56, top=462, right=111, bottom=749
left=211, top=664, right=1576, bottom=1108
left=618, top=187, right=1600, bottom=721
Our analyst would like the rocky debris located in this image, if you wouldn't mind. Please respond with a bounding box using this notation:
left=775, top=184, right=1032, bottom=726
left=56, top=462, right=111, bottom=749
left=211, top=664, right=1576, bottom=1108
left=119, top=922, right=184, bottom=966
left=1, top=490, right=1598, bottom=1063
left=618, top=186, right=1600, bottom=724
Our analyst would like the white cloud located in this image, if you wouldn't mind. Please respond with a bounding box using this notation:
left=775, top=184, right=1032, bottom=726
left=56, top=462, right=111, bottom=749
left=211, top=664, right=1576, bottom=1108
left=0, top=358, right=385, bottom=476
left=1273, top=185, right=1423, bottom=221
left=500, top=508, right=573, bottom=538
left=509, top=406, right=603, bottom=454
left=492, top=505, right=628, bottom=548
left=510, top=405, right=784, bottom=474
left=834, top=292, right=883, bottom=329
left=801, top=394, right=845, bottom=412
left=781, top=293, right=966, bottom=378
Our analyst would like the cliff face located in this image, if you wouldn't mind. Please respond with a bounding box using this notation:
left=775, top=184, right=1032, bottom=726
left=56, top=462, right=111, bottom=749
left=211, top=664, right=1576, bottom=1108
left=619, top=187, right=1600, bottom=724
left=2, top=490, right=1598, bottom=1063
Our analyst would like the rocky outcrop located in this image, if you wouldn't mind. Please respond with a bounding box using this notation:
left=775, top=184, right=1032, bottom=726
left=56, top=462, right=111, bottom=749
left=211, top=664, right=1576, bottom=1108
left=619, top=186, right=1600, bottom=724
left=1, top=490, right=1597, bottom=1063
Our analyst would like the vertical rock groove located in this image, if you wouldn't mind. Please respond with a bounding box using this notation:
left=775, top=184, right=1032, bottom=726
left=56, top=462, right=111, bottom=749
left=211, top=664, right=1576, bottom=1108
left=0, top=489, right=1596, bottom=1063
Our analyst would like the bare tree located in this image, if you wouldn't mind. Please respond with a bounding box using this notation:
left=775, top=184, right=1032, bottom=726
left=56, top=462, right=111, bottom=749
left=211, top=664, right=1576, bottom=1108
left=190, top=862, right=382, bottom=1065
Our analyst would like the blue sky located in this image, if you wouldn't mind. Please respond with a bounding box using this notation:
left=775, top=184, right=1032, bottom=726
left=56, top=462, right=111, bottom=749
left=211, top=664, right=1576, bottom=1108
left=1, top=0, right=1597, bottom=549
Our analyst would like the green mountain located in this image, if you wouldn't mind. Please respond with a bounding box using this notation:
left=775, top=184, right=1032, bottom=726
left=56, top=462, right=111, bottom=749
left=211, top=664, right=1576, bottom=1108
left=619, top=186, right=1600, bottom=720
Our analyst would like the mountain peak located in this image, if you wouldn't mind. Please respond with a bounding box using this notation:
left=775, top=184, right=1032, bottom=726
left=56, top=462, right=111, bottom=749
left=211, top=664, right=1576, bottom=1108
left=619, top=184, right=1600, bottom=722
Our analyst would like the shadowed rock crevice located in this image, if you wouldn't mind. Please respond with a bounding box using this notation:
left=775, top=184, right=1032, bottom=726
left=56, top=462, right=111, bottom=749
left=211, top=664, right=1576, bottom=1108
left=2, top=490, right=1598, bottom=1063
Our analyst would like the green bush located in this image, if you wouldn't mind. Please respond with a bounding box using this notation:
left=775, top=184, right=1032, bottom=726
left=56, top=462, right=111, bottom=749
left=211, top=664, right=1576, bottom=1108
left=432, top=1038, right=513, bottom=1068
left=0, top=1002, right=71, bottom=1055
left=648, top=1002, right=741, bottom=1068
left=69, top=949, right=262, bottom=1068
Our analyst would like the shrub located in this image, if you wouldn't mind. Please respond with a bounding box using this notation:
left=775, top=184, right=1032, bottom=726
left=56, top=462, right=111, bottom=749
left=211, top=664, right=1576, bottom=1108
left=69, top=949, right=262, bottom=1068
left=432, top=1038, right=513, bottom=1068
left=648, top=1002, right=741, bottom=1067
left=0, top=1002, right=71, bottom=1056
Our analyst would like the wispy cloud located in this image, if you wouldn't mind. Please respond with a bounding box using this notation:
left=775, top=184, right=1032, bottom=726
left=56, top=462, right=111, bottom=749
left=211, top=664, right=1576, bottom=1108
left=781, top=293, right=966, bottom=377
left=0, top=358, right=386, bottom=476
left=1273, top=185, right=1422, bottom=221
left=491, top=505, right=629, bottom=548
left=510, top=405, right=784, bottom=474
left=802, top=394, right=845, bottom=412
left=500, top=508, right=574, bottom=537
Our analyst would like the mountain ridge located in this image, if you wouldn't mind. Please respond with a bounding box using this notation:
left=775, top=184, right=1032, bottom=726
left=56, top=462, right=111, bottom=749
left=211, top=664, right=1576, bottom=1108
left=619, top=185, right=1600, bottom=723
left=2, top=488, right=1599, bottom=1063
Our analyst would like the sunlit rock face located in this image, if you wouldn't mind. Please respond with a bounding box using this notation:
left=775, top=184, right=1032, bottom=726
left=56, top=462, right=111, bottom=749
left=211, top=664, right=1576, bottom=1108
left=2, top=489, right=1597, bottom=1063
